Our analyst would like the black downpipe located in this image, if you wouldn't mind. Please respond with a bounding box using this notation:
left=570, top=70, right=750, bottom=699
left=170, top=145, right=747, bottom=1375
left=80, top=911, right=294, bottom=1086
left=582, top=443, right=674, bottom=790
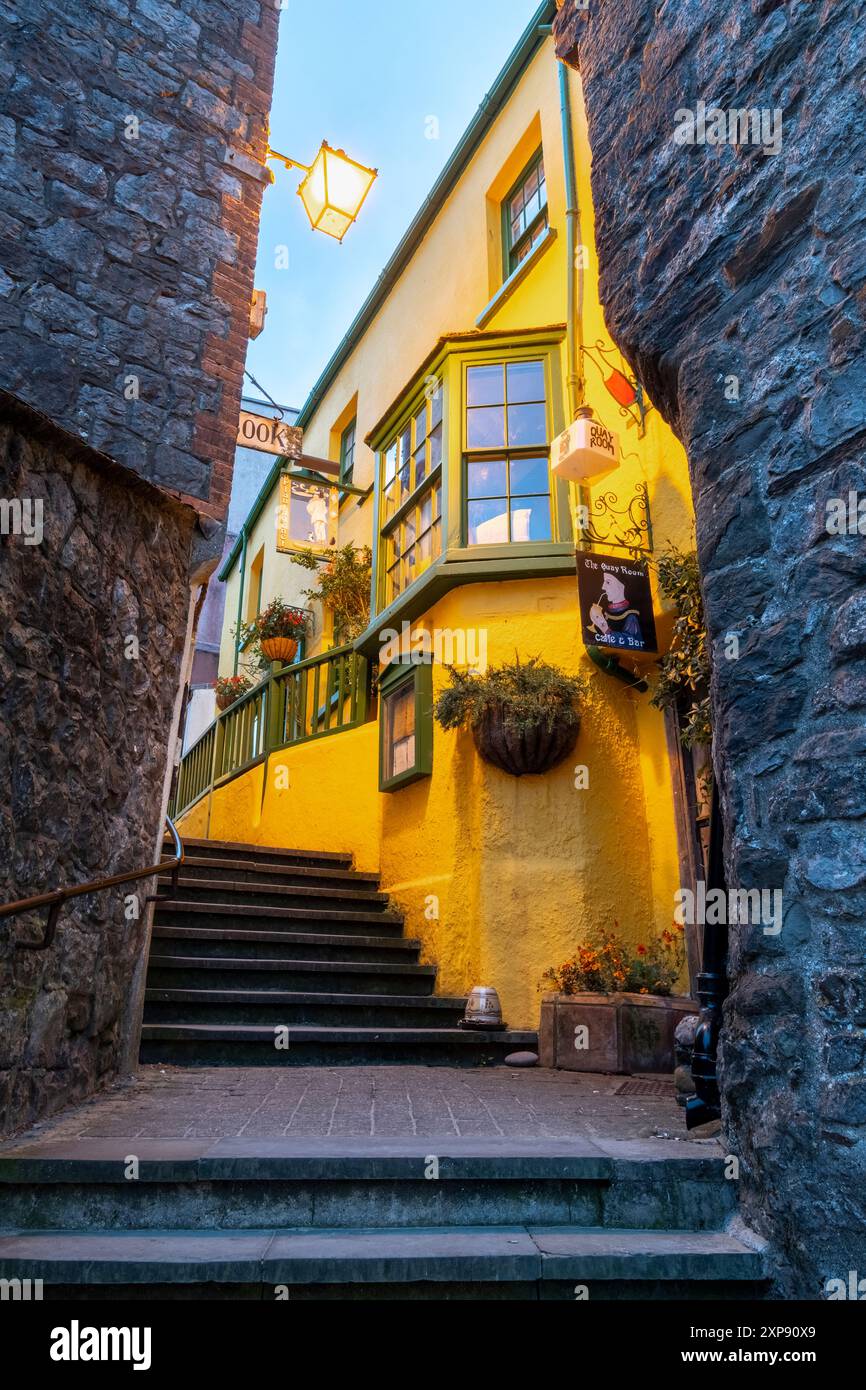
left=685, top=778, right=728, bottom=1128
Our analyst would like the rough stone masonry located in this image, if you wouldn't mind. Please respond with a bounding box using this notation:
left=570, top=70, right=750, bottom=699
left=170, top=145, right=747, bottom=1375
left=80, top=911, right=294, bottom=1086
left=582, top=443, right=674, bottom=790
left=0, top=0, right=279, bottom=1134
left=555, top=0, right=866, bottom=1296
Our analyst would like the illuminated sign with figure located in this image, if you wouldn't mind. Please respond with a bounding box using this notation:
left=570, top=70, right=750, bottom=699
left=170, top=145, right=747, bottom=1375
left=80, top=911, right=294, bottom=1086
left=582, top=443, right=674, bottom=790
left=276, top=474, right=338, bottom=553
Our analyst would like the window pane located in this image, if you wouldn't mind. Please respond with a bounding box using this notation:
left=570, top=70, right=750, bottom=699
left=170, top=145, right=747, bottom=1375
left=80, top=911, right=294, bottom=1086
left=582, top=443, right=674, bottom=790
left=507, top=401, right=547, bottom=447
left=433, top=484, right=441, bottom=519
left=468, top=498, right=509, bottom=546
left=510, top=455, right=549, bottom=495
left=467, top=405, right=505, bottom=449
left=418, top=529, right=432, bottom=565
left=383, top=683, right=416, bottom=780
left=414, top=404, right=427, bottom=446
left=506, top=359, right=545, bottom=404
left=430, top=381, right=443, bottom=428
left=403, top=515, right=416, bottom=549
left=467, top=364, right=504, bottom=407
left=429, top=421, right=442, bottom=469
left=420, top=493, right=432, bottom=532
left=511, top=495, right=551, bottom=542
left=467, top=458, right=507, bottom=497
left=384, top=442, right=397, bottom=484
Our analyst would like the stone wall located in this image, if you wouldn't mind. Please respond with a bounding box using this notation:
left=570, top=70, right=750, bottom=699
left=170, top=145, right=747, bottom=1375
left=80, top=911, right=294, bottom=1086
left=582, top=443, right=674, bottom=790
left=0, top=400, right=193, bottom=1133
left=555, top=0, right=866, bottom=1295
left=0, top=0, right=279, bottom=519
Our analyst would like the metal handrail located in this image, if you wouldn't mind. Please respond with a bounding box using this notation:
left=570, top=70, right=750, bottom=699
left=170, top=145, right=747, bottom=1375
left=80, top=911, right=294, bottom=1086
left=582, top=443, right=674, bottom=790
left=0, top=815, right=184, bottom=952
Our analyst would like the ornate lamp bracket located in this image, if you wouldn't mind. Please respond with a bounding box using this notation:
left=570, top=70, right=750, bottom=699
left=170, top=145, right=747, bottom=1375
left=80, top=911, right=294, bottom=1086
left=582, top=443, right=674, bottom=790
left=581, top=339, right=653, bottom=438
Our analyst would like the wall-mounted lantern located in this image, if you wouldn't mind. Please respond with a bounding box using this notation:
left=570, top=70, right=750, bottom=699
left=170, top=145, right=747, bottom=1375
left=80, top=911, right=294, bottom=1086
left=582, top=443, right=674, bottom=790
left=267, top=141, right=378, bottom=242
left=550, top=405, right=619, bottom=484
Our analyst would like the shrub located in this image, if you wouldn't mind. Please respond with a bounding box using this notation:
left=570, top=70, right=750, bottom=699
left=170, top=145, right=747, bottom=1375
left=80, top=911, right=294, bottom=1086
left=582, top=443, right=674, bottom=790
left=291, top=544, right=372, bottom=644
left=214, top=674, right=253, bottom=708
left=650, top=546, right=711, bottom=750
left=541, top=924, right=685, bottom=997
left=434, top=655, right=587, bottom=735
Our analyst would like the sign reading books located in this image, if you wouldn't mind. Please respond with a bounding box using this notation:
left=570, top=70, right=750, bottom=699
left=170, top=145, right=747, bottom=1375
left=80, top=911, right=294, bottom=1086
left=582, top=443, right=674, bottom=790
left=576, top=550, right=658, bottom=654
left=236, top=409, right=302, bottom=460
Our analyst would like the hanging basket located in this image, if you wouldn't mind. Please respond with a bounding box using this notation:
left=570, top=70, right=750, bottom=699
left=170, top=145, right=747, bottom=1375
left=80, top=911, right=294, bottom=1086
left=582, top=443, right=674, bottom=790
left=260, top=636, right=298, bottom=664
left=471, top=706, right=579, bottom=777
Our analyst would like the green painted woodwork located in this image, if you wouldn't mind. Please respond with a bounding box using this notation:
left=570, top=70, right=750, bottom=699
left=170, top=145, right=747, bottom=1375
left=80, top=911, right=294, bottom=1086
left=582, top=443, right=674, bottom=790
left=378, top=657, right=434, bottom=792
left=172, top=644, right=372, bottom=817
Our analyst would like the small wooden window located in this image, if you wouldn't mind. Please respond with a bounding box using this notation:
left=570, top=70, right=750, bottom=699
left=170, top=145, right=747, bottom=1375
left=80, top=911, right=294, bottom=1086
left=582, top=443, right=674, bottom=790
left=503, top=149, right=548, bottom=277
left=379, top=658, right=434, bottom=791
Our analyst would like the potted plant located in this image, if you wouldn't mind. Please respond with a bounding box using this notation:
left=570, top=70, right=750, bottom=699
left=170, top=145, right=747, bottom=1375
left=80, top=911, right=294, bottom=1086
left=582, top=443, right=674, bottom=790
left=292, top=543, right=372, bottom=643
left=434, top=656, right=587, bottom=776
left=214, top=674, right=253, bottom=711
left=539, top=925, right=696, bottom=1074
left=240, top=598, right=308, bottom=667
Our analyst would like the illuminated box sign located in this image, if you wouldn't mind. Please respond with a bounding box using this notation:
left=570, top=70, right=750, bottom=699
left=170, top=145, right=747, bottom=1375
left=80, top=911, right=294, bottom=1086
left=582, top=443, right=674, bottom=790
left=236, top=410, right=302, bottom=459
left=576, top=550, right=658, bottom=654
left=277, top=474, right=338, bottom=553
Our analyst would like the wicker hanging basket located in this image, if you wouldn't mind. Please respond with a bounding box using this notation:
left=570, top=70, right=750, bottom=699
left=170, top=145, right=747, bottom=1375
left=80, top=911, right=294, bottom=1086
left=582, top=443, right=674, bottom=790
left=260, top=636, right=298, bottom=664
left=471, top=705, right=579, bottom=776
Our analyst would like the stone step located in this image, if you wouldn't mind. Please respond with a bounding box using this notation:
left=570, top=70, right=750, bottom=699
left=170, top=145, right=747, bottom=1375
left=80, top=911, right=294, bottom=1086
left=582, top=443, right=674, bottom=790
left=150, top=926, right=422, bottom=965
left=0, top=1142, right=740, bottom=1234
left=171, top=839, right=354, bottom=869
left=145, top=956, right=437, bottom=996
left=144, top=988, right=466, bottom=1028
left=153, top=900, right=404, bottom=933
left=163, top=858, right=382, bottom=892
left=0, top=1225, right=767, bottom=1298
left=139, top=1024, right=537, bottom=1066
left=155, top=878, right=393, bottom=913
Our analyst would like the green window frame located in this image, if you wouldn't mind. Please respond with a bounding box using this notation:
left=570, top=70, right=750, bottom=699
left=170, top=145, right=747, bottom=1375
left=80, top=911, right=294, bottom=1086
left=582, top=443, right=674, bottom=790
left=463, top=356, right=552, bottom=547
left=339, top=417, right=356, bottom=489
left=379, top=379, right=444, bottom=607
left=502, top=148, right=548, bottom=278
left=378, top=657, right=434, bottom=792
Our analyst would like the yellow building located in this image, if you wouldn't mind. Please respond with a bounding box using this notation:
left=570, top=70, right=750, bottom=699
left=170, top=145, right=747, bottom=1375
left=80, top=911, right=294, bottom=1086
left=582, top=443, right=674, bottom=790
left=176, top=0, right=697, bottom=1031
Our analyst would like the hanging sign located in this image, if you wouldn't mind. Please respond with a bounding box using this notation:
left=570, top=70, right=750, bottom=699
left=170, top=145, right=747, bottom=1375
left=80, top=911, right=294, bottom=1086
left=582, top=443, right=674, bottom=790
left=276, top=474, right=339, bottom=553
left=576, top=550, right=658, bottom=654
left=236, top=409, right=302, bottom=460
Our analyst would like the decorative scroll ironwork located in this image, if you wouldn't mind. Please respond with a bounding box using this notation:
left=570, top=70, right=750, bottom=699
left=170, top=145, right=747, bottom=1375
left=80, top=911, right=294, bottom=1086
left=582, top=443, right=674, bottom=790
left=580, top=339, right=653, bottom=436
left=577, top=480, right=652, bottom=556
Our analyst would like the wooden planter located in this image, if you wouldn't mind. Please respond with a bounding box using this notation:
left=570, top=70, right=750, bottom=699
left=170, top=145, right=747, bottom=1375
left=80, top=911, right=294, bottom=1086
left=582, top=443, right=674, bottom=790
left=260, top=636, right=298, bottom=664
left=539, top=991, right=698, bottom=1074
left=472, top=706, right=579, bottom=776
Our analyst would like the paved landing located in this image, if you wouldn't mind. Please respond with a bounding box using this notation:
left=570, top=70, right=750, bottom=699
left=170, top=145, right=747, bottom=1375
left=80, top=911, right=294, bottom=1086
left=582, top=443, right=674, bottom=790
left=0, top=1065, right=705, bottom=1149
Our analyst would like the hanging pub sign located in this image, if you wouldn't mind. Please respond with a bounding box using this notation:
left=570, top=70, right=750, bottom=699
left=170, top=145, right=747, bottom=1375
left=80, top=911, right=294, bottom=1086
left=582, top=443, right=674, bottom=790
left=576, top=550, right=658, bottom=654
left=276, top=473, right=339, bottom=553
left=236, top=409, right=302, bottom=460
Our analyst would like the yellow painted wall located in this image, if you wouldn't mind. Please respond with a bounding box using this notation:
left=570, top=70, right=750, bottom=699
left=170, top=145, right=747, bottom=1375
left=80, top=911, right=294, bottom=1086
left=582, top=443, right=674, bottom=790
left=191, top=35, right=697, bottom=1031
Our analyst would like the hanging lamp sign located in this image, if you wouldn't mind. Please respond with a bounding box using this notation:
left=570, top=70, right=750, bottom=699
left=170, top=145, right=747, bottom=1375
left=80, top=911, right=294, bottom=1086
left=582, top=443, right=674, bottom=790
left=551, top=408, right=619, bottom=484
left=236, top=409, right=302, bottom=460
left=577, top=550, right=658, bottom=654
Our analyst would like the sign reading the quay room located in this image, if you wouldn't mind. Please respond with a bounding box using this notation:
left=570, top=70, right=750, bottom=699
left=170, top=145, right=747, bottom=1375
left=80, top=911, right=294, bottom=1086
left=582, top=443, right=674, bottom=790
left=576, top=550, right=658, bottom=654
left=236, top=409, right=302, bottom=460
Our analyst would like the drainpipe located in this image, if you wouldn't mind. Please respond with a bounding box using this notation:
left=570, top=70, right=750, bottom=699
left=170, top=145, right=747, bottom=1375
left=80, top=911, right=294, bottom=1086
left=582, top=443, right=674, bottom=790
left=558, top=57, right=584, bottom=419
left=232, top=529, right=248, bottom=676
left=685, top=779, right=728, bottom=1129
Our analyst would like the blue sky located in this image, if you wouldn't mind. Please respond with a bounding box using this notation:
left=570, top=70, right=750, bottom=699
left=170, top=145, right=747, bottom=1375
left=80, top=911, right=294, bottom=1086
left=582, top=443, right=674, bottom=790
left=245, top=0, right=541, bottom=412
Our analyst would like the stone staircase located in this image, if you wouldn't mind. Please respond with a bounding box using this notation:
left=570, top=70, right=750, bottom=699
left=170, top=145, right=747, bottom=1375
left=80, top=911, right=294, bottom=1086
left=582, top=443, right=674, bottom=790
left=0, top=1138, right=768, bottom=1299
left=140, top=839, right=536, bottom=1066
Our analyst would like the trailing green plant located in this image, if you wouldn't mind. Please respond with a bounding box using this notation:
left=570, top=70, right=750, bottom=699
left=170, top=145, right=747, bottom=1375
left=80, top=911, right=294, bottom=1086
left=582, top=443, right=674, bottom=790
left=434, top=655, right=587, bottom=735
left=541, top=924, right=685, bottom=998
left=292, top=543, right=372, bottom=643
left=650, top=546, right=711, bottom=749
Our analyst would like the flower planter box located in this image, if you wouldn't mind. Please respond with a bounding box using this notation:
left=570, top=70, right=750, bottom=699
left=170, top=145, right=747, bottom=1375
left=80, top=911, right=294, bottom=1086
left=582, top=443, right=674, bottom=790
left=539, top=991, right=698, bottom=1074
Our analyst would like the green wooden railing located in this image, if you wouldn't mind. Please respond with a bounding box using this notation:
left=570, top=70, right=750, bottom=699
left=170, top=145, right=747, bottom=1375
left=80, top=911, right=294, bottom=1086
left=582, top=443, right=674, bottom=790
left=172, top=644, right=371, bottom=818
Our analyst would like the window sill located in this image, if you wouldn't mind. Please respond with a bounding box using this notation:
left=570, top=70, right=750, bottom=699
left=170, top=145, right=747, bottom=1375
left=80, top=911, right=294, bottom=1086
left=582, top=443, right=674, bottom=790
left=476, top=225, right=557, bottom=330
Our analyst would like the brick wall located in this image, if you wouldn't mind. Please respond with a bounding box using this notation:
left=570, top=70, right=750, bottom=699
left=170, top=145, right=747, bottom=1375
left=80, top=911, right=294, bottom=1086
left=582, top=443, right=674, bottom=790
left=0, top=0, right=279, bottom=519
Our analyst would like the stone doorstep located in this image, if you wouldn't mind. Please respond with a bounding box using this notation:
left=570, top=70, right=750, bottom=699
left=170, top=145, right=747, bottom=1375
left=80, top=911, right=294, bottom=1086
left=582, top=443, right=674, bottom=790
left=0, top=1226, right=767, bottom=1284
left=0, top=1135, right=726, bottom=1183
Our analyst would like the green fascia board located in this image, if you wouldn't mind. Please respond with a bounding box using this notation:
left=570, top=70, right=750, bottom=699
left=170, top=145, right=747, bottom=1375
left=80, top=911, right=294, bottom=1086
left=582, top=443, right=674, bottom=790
left=354, top=543, right=577, bottom=658
left=219, top=454, right=286, bottom=582
left=293, top=0, right=558, bottom=435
